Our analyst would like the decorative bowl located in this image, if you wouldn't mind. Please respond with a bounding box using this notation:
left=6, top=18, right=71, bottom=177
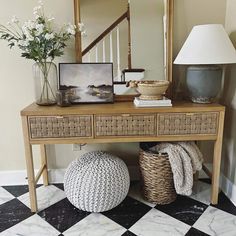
left=127, top=80, right=169, bottom=100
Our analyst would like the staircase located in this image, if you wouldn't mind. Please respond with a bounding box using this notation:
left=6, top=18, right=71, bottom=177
left=73, top=0, right=168, bottom=96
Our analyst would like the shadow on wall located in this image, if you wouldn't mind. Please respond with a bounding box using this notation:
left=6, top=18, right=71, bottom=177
left=216, top=30, right=236, bottom=197
left=220, top=31, right=236, bottom=190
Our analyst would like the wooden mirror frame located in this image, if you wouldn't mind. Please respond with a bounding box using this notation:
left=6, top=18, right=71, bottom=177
left=73, top=0, right=174, bottom=98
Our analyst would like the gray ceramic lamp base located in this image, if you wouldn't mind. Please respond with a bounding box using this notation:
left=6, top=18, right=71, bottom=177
left=186, top=66, right=222, bottom=103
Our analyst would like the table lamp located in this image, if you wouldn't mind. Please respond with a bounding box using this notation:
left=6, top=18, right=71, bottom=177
left=174, top=24, right=236, bottom=103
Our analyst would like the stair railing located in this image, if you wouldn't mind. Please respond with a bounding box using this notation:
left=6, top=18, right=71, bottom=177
left=74, top=0, right=132, bottom=82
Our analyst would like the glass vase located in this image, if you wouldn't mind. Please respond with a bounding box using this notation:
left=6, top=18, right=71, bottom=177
left=33, top=62, right=58, bottom=105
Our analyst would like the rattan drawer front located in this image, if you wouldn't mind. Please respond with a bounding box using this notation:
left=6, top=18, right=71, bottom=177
left=29, top=115, right=92, bottom=139
left=158, top=112, right=219, bottom=135
left=95, top=114, right=156, bottom=136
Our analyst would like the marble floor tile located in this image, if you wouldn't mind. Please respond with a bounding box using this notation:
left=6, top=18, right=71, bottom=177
left=18, top=185, right=65, bottom=211
left=2, top=185, right=29, bottom=197
left=63, top=213, right=126, bottom=236
left=38, top=198, right=90, bottom=233
left=0, top=187, right=15, bottom=205
left=0, top=214, right=60, bottom=236
left=185, top=227, right=210, bottom=236
left=129, top=208, right=191, bottom=236
left=0, top=199, right=33, bottom=232
left=193, top=206, right=236, bottom=236
left=155, top=195, right=208, bottom=226
left=128, top=182, right=156, bottom=208
left=190, top=181, right=211, bottom=205
left=212, top=191, right=236, bottom=216
left=121, top=230, right=138, bottom=236
left=102, top=196, right=152, bottom=229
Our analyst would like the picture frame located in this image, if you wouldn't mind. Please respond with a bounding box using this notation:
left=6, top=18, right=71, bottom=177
left=59, top=63, right=114, bottom=104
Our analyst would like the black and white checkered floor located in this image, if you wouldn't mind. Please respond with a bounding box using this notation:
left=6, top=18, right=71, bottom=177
left=0, top=179, right=236, bottom=236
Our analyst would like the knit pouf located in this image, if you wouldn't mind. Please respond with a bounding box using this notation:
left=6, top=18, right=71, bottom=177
left=64, top=151, right=130, bottom=212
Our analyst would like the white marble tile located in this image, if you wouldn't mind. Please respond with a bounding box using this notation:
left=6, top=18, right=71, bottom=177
left=0, top=214, right=60, bottom=236
left=194, top=206, right=236, bottom=236
left=128, top=182, right=156, bottom=207
left=129, top=208, right=191, bottom=236
left=18, top=185, right=65, bottom=211
left=0, top=187, right=15, bottom=205
left=190, top=181, right=211, bottom=205
left=63, top=213, right=126, bottom=236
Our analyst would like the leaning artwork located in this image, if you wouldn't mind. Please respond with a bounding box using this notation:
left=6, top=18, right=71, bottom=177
left=59, top=63, right=114, bottom=104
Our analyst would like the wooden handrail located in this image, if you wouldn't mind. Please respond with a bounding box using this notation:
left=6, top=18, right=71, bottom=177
left=82, top=11, right=128, bottom=56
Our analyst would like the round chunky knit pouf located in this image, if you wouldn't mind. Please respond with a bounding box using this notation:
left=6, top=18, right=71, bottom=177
left=64, top=151, right=130, bottom=212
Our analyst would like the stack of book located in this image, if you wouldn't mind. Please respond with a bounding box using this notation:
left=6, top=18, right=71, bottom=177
left=134, top=97, right=172, bottom=107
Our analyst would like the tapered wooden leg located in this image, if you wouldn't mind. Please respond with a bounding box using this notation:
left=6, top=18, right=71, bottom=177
left=211, top=111, right=225, bottom=205
left=25, top=143, right=38, bottom=212
left=22, top=116, right=37, bottom=212
left=40, top=144, right=49, bottom=186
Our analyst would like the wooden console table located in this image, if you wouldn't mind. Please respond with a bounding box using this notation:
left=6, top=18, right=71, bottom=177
left=21, top=102, right=225, bottom=212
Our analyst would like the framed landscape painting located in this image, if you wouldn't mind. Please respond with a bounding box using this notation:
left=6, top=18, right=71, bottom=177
left=59, top=63, right=114, bottom=104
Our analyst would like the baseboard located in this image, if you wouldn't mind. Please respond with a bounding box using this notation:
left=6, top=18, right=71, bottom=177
left=0, top=166, right=140, bottom=186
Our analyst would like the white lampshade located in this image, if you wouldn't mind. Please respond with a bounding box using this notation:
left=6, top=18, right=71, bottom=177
left=174, top=24, right=236, bottom=65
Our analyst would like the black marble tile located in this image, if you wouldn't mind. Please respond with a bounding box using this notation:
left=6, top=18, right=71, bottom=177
left=102, top=196, right=152, bottom=229
left=53, top=183, right=64, bottom=191
left=121, top=230, right=138, bottom=236
left=211, top=191, right=236, bottom=216
left=0, top=198, right=33, bottom=232
left=185, top=227, right=210, bottom=236
left=3, top=185, right=29, bottom=197
left=155, top=195, right=208, bottom=226
left=2, top=184, right=42, bottom=197
left=38, top=198, right=90, bottom=233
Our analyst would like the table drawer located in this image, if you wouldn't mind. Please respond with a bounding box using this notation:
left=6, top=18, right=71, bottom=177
left=157, top=112, right=219, bottom=135
left=95, top=114, right=156, bottom=136
left=28, top=115, right=92, bottom=139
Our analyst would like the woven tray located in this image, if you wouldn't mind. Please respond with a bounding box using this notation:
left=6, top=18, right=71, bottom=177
left=139, top=148, right=176, bottom=204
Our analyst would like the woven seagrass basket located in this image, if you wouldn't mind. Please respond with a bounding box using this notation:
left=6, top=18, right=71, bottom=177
left=139, top=143, right=177, bottom=205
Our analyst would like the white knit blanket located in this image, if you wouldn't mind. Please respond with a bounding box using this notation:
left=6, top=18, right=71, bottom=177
left=150, top=142, right=203, bottom=196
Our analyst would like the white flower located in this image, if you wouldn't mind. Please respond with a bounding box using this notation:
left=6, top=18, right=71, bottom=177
left=78, top=22, right=85, bottom=32
left=45, top=33, right=54, bottom=40
left=47, top=17, right=55, bottom=22
left=35, top=23, right=44, bottom=35
left=11, top=15, right=19, bottom=24
left=18, top=40, right=29, bottom=47
left=22, top=20, right=35, bottom=32
left=66, top=23, right=76, bottom=35
left=38, top=0, right=43, bottom=6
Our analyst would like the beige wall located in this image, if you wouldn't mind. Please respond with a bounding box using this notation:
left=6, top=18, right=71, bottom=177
left=222, top=0, right=236, bottom=185
left=0, top=0, right=75, bottom=171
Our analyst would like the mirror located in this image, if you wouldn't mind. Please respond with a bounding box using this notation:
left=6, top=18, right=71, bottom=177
left=74, top=0, right=173, bottom=97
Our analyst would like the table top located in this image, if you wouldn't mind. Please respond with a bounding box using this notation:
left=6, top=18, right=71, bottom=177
left=21, top=101, right=225, bottom=116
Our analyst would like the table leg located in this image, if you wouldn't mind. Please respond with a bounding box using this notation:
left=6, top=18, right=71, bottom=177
left=40, top=144, right=49, bottom=186
left=22, top=116, right=38, bottom=212
left=211, top=111, right=225, bottom=205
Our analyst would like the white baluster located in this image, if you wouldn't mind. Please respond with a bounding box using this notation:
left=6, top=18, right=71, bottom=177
left=116, top=27, right=121, bottom=81
left=109, top=32, right=113, bottom=63
left=102, top=40, right=106, bottom=62
left=95, top=45, right=98, bottom=63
